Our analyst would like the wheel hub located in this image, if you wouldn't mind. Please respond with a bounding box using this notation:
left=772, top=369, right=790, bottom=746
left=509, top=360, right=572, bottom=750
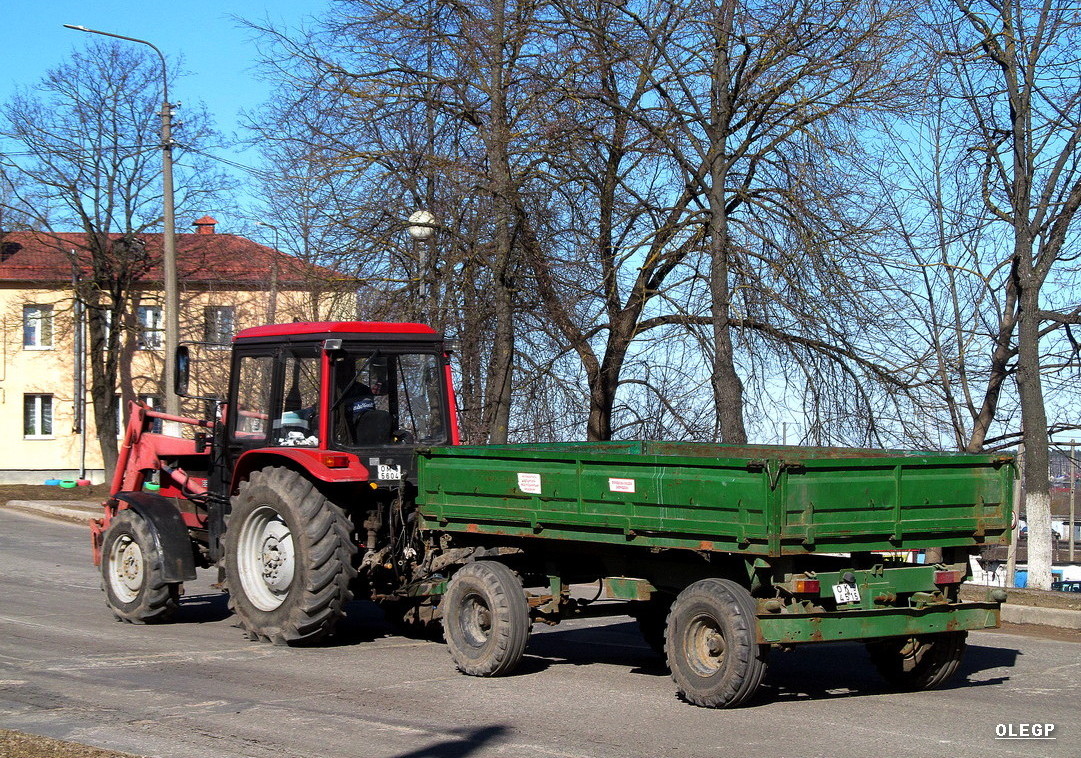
left=461, top=594, right=493, bottom=647
left=687, top=614, right=727, bottom=675
left=109, top=534, right=144, bottom=603
left=237, top=506, right=296, bottom=611
left=705, top=631, right=725, bottom=657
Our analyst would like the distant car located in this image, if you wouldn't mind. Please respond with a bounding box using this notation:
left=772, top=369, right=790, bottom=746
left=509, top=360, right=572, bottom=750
left=1051, top=581, right=1081, bottom=593
left=1019, top=526, right=1061, bottom=540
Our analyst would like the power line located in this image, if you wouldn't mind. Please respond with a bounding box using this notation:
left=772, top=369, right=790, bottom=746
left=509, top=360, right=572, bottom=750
left=179, top=145, right=274, bottom=181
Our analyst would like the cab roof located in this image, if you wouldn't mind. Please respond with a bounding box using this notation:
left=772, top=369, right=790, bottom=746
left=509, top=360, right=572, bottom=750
left=236, top=321, right=439, bottom=343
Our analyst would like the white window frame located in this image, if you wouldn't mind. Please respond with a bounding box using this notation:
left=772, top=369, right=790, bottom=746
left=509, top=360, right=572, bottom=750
left=137, top=305, right=163, bottom=350
left=24, top=394, right=54, bottom=438
left=138, top=393, right=164, bottom=434
left=204, top=305, right=236, bottom=347
left=23, top=304, right=54, bottom=350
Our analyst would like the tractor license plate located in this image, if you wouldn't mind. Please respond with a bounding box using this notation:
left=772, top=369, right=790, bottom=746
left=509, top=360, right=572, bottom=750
left=832, top=582, right=861, bottom=604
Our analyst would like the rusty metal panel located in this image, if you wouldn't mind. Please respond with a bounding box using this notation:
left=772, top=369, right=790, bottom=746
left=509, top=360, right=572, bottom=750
left=603, top=577, right=656, bottom=601
left=756, top=603, right=1000, bottom=645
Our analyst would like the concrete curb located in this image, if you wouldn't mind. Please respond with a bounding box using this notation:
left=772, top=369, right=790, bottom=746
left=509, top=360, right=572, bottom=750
left=4, top=499, right=100, bottom=525
left=1000, top=603, right=1081, bottom=630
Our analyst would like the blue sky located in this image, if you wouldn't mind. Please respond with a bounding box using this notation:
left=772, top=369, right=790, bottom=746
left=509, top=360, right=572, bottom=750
left=2, top=1, right=330, bottom=222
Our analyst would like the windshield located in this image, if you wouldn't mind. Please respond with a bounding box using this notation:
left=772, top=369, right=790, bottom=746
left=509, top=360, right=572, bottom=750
left=333, top=351, right=446, bottom=447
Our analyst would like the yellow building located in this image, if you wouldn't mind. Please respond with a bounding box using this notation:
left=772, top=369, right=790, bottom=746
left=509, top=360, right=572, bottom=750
left=0, top=217, right=357, bottom=483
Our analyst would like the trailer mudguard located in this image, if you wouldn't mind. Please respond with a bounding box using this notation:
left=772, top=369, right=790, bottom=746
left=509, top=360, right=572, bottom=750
left=115, top=492, right=197, bottom=582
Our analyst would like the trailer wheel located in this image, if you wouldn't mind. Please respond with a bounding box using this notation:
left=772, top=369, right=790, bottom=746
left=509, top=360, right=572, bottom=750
left=443, top=561, right=531, bottom=676
left=867, top=631, right=967, bottom=690
left=666, top=578, right=767, bottom=708
left=225, top=467, right=356, bottom=645
left=101, top=510, right=179, bottom=623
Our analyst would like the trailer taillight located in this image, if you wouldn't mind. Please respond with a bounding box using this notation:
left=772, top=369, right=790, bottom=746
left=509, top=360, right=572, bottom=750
left=320, top=453, right=350, bottom=468
left=933, top=570, right=962, bottom=585
left=793, top=579, right=820, bottom=594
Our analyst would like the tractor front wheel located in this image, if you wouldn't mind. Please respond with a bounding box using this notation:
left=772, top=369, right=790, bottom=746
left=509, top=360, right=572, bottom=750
left=100, top=509, right=180, bottom=623
left=225, top=467, right=356, bottom=645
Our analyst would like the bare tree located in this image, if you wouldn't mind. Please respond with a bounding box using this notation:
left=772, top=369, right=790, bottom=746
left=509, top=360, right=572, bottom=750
left=620, top=0, right=927, bottom=443
left=931, top=0, right=1081, bottom=588
left=247, top=0, right=553, bottom=443
left=0, top=41, right=230, bottom=472
left=246, top=0, right=940, bottom=447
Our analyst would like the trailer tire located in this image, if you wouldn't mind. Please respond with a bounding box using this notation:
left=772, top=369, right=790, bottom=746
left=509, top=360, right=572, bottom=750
left=867, top=631, right=967, bottom=690
left=666, top=578, right=767, bottom=708
left=443, top=561, right=531, bottom=676
left=101, top=510, right=180, bottom=623
left=225, top=467, right=356, bottom=645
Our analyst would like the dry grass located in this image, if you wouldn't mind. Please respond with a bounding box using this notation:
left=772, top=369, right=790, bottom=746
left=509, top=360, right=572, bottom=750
left=0, top=730, right=140, bottom=758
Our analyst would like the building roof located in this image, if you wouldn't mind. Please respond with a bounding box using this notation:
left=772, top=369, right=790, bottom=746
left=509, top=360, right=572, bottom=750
left=0, top=220, right=348, bottom=287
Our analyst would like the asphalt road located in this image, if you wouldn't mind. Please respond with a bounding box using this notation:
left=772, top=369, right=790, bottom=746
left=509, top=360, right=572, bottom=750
left=1, top=511, right=1078, bottom=758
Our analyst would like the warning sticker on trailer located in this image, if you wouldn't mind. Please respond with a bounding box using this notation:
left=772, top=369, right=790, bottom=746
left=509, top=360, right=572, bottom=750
left=608, top=477, right=636, bottom=494
left=517, top=472, right=542, bottom=494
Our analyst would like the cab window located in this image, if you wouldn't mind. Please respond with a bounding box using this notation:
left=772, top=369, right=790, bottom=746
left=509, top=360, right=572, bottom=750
left=271, top=353, right=320, bottom=446
left=231, top=354, right=274, bottom=443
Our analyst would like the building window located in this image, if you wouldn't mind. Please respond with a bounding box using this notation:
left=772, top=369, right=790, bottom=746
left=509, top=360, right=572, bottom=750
left=23, top=305, right=53, bottom=349
left=138, top=394, right=164, bottom=434
left=204, top=306, right=235, bottom=346
left=137, top=305, right=163, bottom=350
left=24, top=394, right=53, bottom=438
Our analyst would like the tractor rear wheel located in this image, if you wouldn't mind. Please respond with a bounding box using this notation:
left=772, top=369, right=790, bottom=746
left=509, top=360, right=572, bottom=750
left=225, top=467, right=356, bottom=645
left=100, top=509, right=180, bottom=623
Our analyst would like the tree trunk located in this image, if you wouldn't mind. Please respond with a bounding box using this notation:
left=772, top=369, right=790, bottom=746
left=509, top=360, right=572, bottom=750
left=708, top=224, right=747, bottom=444
left=480, top=0, right=516, bottom=445
left=706, top=0, right=747, bottom=445
left=86, top=306, right=120, bottom=478
left=586, top=323, right=633, bottom=441
left=965, top=264, right=1019, bottom=453
left=1017, top=275, right=1053, bottom=589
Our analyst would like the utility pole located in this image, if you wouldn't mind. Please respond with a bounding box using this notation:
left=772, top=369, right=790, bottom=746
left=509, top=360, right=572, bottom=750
left=1006, top=441, right=1023, bottom=587
left=1070, top=442, right=1077, bottom=564
left=256, top=221, right=280, bottom=323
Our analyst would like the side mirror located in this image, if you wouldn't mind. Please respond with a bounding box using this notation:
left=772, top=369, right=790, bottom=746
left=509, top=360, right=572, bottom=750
left=175, top=345, right=191, bottom=398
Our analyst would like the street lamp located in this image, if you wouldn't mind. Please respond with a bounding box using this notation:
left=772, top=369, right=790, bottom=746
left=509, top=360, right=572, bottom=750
left=255, top=221, right=280, bottom=323
left=406, top=210, right=436, bottom=322
left=64, top=24, right=180, bottom=418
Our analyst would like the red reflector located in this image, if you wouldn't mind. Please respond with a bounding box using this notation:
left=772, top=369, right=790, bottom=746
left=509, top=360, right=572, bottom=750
left=320, top=454, right=350, bottom=468
left=934, top=570, right=961, bottom=584
left=793, top=579, right=820, bottom=594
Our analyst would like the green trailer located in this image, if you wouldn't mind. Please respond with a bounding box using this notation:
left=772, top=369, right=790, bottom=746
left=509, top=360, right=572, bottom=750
left=416, top=442, right=1013, bottom=707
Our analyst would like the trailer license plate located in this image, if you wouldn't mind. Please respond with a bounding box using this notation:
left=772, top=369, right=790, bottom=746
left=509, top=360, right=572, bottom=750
left=832, top=582, right=861, bottom=604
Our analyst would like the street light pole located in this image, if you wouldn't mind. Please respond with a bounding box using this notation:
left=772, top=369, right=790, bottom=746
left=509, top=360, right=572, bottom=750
left=64, top=24, right=181, bottom=417
left=255, top=221, right=280, bottom=323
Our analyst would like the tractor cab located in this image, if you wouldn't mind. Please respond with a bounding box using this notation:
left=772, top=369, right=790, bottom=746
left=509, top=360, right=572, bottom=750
left=220, top=322, right=457, bottom=483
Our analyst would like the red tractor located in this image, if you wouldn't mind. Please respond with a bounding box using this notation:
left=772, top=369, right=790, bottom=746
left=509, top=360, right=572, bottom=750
left=92, top=321, right=458, bottom=643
